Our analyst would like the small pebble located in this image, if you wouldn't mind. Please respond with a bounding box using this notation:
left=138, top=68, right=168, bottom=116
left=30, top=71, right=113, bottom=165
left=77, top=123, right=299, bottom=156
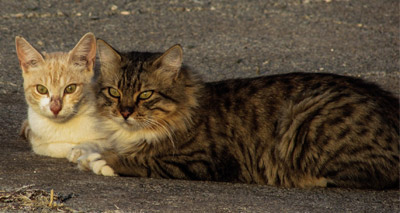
left=111, top=5, right=118, bottom=11
left=13, top=13, right=24, bottom=18
left=120, top=11, right=130, bottom=15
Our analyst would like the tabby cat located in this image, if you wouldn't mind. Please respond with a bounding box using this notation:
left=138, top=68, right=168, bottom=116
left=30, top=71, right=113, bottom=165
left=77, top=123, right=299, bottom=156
left=16, top=33, right=107, bottom=159
left=78, top=39, right=399, bottom=189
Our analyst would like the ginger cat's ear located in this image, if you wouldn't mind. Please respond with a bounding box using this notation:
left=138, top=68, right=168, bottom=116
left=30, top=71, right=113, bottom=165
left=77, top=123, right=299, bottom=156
left=153, top=44, right=183, bottom=79
left=68, top=32, right=96, bottom=71
left=15, top=36, right=45, bottom=74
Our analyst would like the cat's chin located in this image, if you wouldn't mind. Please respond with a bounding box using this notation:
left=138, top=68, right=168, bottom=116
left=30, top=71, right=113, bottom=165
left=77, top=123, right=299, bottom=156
left=44, top=113, right=74, bottom=123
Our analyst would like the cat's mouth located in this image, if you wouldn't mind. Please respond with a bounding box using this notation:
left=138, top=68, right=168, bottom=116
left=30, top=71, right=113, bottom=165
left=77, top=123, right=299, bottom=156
left=115, top=116, right=144, bottom=130
left=45, top=108, right=77, bottom=123
left=114, top=115, right=161, bottom=133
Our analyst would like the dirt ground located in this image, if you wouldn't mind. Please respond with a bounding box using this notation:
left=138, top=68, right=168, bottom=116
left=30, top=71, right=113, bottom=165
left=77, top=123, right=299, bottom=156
left=0, top=0, right=399, bottom=212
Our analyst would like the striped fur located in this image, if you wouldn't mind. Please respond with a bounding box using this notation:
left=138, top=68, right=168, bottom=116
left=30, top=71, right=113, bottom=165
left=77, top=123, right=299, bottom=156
left=92, top=41, right=399, bottom=189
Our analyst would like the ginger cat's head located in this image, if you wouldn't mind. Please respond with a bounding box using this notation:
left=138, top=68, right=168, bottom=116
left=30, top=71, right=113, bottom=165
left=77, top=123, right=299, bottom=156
left=16, top=33, right=96, bottom=122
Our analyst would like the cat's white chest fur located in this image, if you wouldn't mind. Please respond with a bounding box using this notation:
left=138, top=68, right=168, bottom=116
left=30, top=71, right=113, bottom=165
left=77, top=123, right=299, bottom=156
left=28, top=107, right=106, bottom=158
left=103, top=119, right=163, bottom=153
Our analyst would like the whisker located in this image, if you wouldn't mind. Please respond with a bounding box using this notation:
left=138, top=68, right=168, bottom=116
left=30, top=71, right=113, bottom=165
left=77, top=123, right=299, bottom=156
left=141, top=118, right=176, bottom=149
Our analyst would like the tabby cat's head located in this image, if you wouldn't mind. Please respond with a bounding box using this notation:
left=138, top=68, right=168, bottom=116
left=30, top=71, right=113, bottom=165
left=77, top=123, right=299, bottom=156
left=16, top=33, right=97, bottom=122
left=96, top=40, right=200, bottom=140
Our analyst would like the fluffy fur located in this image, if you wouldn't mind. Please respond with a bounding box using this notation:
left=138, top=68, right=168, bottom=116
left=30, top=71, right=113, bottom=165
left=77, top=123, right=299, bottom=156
left=78, top=40, right=399, bottom=189
left=16, top=33, right=107, bottom=159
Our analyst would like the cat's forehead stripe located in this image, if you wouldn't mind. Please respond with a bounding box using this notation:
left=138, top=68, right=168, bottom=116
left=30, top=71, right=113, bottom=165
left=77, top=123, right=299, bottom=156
left=119, top=60, right=143, bottom=91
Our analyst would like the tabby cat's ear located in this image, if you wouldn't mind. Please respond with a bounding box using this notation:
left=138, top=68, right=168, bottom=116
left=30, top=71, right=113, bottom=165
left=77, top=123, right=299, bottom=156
left=15, top=36, right=45, bottom=74
left=97, top=39, right=121, bottom=63
left=68, top=32, right=96, bottom=71
left=153, top=44, right=183, bottom=79
left=97, top=39, right=121, bottom=72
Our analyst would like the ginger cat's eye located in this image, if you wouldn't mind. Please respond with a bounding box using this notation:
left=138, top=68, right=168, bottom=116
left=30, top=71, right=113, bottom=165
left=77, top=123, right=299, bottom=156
left=64, top=84, right=77, bottom=94
left=138, top=90, right=153, bottom=100
left=36, top=85, right=48, bottom=94
left=109, top=87, right=121, bottom=98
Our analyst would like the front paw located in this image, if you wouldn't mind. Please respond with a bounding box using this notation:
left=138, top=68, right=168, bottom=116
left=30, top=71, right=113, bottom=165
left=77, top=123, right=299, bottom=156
left=67, top=147, right=86, bottom=163
left=78, top=153, right=117, bottom=176
left=67, top=142, right=104, bottom=163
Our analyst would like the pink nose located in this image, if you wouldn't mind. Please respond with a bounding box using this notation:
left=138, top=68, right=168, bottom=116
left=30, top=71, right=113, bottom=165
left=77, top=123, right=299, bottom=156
left=50, top=98, right=62, bottom=116
left=51, top=105, right=62, bottom=115
left=120, top=110, right=132, bottom=119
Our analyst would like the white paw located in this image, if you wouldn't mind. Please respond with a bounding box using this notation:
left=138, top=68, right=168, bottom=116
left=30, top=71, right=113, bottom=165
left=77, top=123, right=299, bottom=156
left=78, top=153, right=117, bottom=176
left=91, top=159, right=116, bottom=176
left=68, top=142, right=104, bottom=163
left=67, top=147, right=86, bottom=163
left=77, top=152, right=98, bottom=171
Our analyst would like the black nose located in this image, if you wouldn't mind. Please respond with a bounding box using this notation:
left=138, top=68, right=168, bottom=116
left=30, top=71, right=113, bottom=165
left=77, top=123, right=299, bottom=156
left=120, top=107, right=134, bottom=120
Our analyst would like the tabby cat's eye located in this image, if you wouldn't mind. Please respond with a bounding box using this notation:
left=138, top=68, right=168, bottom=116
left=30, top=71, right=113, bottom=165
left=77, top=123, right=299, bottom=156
left=64, top=84, right=77, bottom=94
left=138, top=90, right=154, bottom=100
left=108, top=87, right=121, bottom=98
left=36, top=85, right=48, bottom=94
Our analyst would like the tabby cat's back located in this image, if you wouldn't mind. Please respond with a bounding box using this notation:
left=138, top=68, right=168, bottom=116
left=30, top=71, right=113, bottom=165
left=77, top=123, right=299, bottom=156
left=199, top=73, right=399, bottom=188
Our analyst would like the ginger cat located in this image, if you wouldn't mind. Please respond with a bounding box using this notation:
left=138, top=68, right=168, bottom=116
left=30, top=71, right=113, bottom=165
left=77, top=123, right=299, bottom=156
left=16, top=33, right=107, bottom=159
